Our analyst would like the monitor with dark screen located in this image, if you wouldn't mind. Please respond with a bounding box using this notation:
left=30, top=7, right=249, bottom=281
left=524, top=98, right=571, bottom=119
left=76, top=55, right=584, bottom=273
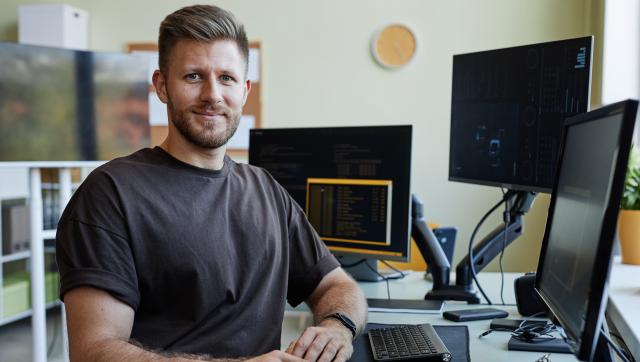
left=249, top=125, right=412, bottom=280
left=535, top=99, right=638, bottom=361
left=449, top=36, right=592, bottom=192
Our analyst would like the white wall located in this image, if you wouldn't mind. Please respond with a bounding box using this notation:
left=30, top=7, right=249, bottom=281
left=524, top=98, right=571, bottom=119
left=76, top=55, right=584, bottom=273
left=602, top=0, right=640, bottom=144
left=602, top=0, right=640, bottom=105
left=0, top=0, right=602, bottom=272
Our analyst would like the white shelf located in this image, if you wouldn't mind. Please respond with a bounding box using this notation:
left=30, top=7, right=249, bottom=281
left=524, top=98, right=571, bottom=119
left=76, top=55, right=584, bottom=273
left=1, top=248, right=57, bottom=265
left=0, top=250, right=31, bottom=263
left=0, top=167, right=78, bottom=361
left=1, top=310, right=33, bottom=326
left=0, top=301, right=62, bottom=327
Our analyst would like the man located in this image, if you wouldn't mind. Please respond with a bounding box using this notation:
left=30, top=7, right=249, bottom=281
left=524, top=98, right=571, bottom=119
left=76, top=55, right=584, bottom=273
left=56, top=5, right=367, bottom=362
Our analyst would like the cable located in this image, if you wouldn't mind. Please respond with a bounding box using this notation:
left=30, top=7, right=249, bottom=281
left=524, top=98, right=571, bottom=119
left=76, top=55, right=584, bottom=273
left=516, top=312, right=549, bottom=329
left=479, top=312, right=555, bottom=340
left=499, top=188, right=510, bottom=305
left=601, top=328, right=634, bottom=362
left=363, top=260, right=391, bottom=299
left=380, top=260, right=402, bottom=274
left=479, top=303, right=517, bottom=307
left=610, top=331, right=624, bottom=342
left=468, top=193, right=508, bottom=305
left=380, top=260, right=409, bottom=279
left=511, top=318, right=557, bottom=343
left=609, top=329, right=635, bottom=361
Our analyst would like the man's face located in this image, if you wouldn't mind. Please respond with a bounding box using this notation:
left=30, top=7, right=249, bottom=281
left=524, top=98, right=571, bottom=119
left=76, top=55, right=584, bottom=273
left=153, top=39, right=250, bottom=149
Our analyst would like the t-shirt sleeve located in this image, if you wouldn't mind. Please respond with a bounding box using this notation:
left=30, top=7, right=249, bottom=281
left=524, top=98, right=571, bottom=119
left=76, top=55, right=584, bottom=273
left=285, top=194, right=340, bottom=307
left=55, top=169, right=140, bottom=310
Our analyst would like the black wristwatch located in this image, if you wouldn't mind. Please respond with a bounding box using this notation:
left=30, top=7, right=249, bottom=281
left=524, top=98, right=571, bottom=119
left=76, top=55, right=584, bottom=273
left=324, top=313, right=357, bottom=338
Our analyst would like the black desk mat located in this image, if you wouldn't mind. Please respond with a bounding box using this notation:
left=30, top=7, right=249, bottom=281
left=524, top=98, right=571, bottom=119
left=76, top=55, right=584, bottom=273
left=351, top=323, right=470, bottom=362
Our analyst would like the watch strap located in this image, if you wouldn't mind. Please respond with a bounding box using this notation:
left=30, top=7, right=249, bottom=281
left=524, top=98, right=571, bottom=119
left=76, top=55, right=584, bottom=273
left=323, top=313, right=356, bottom=337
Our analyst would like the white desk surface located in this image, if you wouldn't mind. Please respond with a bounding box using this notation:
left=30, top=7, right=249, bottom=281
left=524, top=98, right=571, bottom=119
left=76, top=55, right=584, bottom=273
left=358, top=271, right=579, bottom=362
left=607, top=257, right=640, bottom=361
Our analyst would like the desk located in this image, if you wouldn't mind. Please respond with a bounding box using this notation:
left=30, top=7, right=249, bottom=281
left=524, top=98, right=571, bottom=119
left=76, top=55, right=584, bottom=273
left=357, top=271, right=579, bottom=362
left=607, top=257, right=640, bottom=361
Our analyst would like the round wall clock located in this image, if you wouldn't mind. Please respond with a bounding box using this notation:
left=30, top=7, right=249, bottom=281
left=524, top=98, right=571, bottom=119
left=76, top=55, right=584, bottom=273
left=371, top=24, right=417, bottom=69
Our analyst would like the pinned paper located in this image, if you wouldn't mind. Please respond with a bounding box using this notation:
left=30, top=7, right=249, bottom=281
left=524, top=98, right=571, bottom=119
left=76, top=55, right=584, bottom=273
left=248, top=48, right=260, bottom=83
left=227, top=115, right=255, bottom=149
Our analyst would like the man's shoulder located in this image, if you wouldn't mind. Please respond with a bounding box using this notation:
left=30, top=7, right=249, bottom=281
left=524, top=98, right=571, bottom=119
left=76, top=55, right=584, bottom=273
left=230, top=161, right=289, bottom=196
left=231, top=160, right=272, bottom=180
left=83, top=148, right=158, bottom=185
left=104, top=148, right=156, bottom=168
left=98, top=148, right=158, bottom=171
left=233, top=161, right=287, bottom=187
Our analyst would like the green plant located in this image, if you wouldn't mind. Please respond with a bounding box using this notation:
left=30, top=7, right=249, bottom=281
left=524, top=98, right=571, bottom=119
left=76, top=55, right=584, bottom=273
left=622, top=145, right=640, bottom=210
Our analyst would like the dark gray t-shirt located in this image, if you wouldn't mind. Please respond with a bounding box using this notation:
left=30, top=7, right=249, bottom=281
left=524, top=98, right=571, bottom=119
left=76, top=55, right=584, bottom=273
left=55, top=147, right=340, bottom=357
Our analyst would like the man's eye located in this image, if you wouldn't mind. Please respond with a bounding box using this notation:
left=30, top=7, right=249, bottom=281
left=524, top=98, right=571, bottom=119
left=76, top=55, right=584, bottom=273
left=221, top=75, right=235, bottom=82
left=185, top=73, right=201, bottom=81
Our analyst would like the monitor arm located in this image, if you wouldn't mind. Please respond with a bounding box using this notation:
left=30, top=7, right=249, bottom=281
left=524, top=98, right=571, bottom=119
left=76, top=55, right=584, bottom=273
left=411, top=195, right=451, bottom=288
left=411, top=191, right=537, bottom=303
left=454, top=190, right=536, bottom=288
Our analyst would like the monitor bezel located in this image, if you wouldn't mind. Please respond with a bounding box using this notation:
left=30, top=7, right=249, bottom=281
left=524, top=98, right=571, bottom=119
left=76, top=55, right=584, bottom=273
left=535, top=99, right=638, bottom=360
left=448, top=35, right=594, bottom=194
left=248, top=124, right=413, bottom=262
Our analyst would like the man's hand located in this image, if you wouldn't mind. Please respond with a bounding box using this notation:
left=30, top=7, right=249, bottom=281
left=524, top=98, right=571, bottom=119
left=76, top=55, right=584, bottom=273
left=246, top=350, right=309, bottom=362
left=286, top=319, right=354, bottom=362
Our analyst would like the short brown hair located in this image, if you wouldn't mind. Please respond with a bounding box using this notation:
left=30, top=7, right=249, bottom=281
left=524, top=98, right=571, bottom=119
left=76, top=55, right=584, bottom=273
left=158, top=5, right=249, bottom=76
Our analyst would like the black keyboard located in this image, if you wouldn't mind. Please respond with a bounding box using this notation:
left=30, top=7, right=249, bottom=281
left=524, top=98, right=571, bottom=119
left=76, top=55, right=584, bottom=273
left=368, top=324, right=452, bottom=362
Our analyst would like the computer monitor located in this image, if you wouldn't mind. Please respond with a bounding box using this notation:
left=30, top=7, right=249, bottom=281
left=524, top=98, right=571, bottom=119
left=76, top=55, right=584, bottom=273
left=426, top=36, right=594, bottom=303
left=535, top=99, right=638, bottom=362
left=249, top=125, right=412, bottom=281
left=449, top=36, right=593, bottom=192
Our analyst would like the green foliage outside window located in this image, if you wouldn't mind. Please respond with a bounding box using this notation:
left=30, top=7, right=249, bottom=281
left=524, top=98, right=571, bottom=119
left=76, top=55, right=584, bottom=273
left=622, top=145, right=640, bottom=210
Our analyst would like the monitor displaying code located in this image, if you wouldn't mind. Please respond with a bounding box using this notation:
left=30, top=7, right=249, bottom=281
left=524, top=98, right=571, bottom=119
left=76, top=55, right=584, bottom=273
left=306, top=178, right=392, bottom=245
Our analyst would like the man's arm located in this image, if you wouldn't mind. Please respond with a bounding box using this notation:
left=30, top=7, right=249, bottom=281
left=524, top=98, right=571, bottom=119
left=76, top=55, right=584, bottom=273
left=64, top=287, right=305, bottom=362
left=286, top=268, right=367, bottom=362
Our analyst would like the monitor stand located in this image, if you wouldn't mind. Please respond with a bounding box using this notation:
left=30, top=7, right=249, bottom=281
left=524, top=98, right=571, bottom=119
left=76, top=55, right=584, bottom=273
left=413, top=190, right=536, bottom=304
left=337, top=256, right=405, bottom=282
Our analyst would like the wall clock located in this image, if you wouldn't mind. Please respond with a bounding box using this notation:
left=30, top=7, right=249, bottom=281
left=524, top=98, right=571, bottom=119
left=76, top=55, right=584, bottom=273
left=371, top=24, right=417, bottom=69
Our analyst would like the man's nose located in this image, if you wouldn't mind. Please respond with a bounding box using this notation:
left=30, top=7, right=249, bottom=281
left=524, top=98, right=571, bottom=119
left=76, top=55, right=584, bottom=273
left=199, top=78, right=223, bottom=104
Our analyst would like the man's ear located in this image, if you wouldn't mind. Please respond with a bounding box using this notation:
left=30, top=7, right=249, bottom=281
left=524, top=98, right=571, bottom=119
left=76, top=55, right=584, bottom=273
left=242, top=79, right=252, bottom=106
left=152, top=70, right=168, bottom=104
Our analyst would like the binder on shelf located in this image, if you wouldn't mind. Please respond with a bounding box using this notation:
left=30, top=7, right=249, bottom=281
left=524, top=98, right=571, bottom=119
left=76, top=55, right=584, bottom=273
left=1, top=199, right=30, bottom=254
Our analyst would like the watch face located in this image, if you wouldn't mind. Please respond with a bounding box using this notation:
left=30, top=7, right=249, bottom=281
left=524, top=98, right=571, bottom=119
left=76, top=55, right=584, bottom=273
left=372, top=24, right=417, bottom=68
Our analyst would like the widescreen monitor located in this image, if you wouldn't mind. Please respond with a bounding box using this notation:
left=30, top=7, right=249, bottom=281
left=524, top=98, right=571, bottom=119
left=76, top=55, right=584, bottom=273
left=0, top=41, right=150, bottom=165
left=449, top=36, right=593, bottom=193
left=249, top=125, right=412, bottom=263
left=535, top=100, right=638, bottom=361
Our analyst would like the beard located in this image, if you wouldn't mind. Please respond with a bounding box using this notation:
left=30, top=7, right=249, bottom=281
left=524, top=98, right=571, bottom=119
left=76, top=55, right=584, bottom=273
left=168, top=100, right=241, bottom=149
